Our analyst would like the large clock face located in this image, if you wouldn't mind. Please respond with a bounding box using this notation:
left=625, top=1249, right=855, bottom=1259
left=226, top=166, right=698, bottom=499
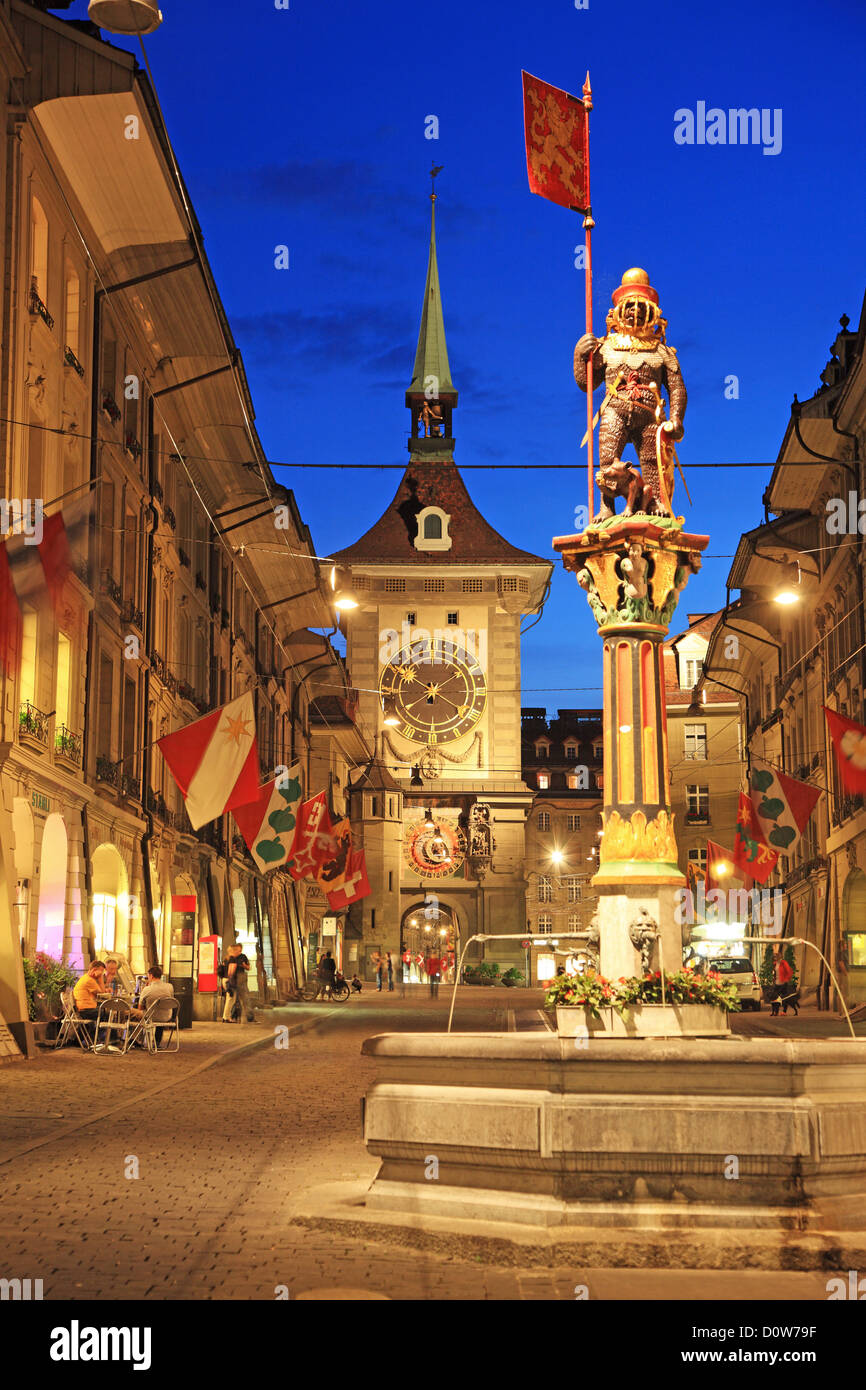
left=404, top=819, right=466, bottom=878
left=379, top=638, right=487, bottom=745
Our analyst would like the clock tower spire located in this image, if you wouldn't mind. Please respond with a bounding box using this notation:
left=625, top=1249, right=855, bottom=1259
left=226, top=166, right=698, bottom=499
left=406, top=166, right=457, bottom=459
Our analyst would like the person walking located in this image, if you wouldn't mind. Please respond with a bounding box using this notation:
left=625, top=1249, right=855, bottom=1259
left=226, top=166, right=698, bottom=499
left=375, top=954, right=384, bottom=992
left=386, top=952, right=394, bottom=992
left=222, top=942, right=255, bottom=1023
left=319, top=949, right=337, bottom=999
left=425, top=953, right=440, bottom=1000
left=770, top=947, right=793, bottom=1018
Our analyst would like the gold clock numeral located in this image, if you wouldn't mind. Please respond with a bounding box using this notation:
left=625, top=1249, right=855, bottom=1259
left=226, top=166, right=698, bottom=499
left=400, top=722, right=415, bottom=739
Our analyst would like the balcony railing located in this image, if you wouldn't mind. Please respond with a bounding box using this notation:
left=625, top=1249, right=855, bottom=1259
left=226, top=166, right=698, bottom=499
left=179, top=548, right=190, bottom=569
left=95, top=756, right=119, bottom=788
left=54, top=725, right=82, bottom=765
left=125, top=433, right=142, bottom=462
left=163, top=505, right=177, bottom=531
left=153, top=479, right=164, bottom=505
left=177, top=679, right=196, bottom=705
left=683, top=749, right=708, bottom=761
left=102, top=570, right=122, bottom=605
left=28, top=282, right=54, bottom=331
left=195, top=570, right=206, bottom=592
left=197, top=820, right=227, bottom=854
left=120, top=597, right=143, bottom=629
left=119, top=773, right=141, bottom=803
left=64, top=345, right=85, bottom=378
left=684, top=810, right=710, bottom=825
left=19, top=701, right=49, bottom=747
left=147, top=787, right=169, bottom=820
left=101, top=392, right=121, bottom=426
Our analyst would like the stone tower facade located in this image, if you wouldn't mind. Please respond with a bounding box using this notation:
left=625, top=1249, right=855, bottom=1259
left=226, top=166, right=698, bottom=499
left=333, top=199, right=552, bottom=981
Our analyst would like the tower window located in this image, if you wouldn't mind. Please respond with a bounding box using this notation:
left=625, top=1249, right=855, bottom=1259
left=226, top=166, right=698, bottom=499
left=385, top=578, right=405, bottom=593
left=406, top=611, right=416, bottom=626
left=446, top=612, right=459, bottom=626
left=424, top=578, right=445, bottom=593
left=462, top=579, right=484, bottom=593
left=414, top=507, right=452, bottom=553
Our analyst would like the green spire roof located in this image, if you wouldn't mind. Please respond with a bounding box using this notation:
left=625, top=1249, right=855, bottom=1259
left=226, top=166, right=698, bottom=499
left=407, top=200, right=455, bottom=398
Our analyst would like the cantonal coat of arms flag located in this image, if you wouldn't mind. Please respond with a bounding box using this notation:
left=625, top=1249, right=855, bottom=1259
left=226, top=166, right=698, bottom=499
left=522, top=71, right=589, bottom=212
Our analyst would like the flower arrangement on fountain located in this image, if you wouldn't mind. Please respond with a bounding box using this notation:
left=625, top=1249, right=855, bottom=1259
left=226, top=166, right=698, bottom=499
left=546, top=966, right=740, bottom=1017
left=614, top=968, right=741, bottom=1016
left=544, top=969, right=616, bottom=1018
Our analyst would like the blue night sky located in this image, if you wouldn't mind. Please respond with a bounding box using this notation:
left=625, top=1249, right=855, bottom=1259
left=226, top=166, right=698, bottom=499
left=68, top=0, right=865, bottom=712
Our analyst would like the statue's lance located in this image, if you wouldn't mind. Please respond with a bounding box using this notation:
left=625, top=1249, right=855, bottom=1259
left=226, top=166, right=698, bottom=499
left=522, top=68, right=595, bottom=523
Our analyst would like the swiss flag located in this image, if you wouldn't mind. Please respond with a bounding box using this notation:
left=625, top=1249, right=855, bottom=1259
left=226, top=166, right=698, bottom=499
left=327, top=849, right=371, bottom=910
left=286, top=792, right=333, bottom=882
left=825, top=706, right=866, bottom=794
left=156, top=692, right=259, bottom=830
left=704, top=839, right=744, bottom=893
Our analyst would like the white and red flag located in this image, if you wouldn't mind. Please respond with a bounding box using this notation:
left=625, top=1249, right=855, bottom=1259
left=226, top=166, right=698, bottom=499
left=824, top=706, right=866, bottom=794
left=327, top=848, right=371, bottom=911
left=748, top=760, right=822, bottom=856
left=157, top=691, right=259, bottom=830
left=232, top=763, right=303, bottom=873
left=286, top=791, right=333, bottom=882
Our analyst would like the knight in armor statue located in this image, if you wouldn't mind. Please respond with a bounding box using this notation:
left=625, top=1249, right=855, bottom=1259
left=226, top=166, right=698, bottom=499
left=574, top=268, right=687, bottom=523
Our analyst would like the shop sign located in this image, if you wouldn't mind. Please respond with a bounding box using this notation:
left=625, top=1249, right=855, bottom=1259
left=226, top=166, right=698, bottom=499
left=31, top=791, right=50, bottom=814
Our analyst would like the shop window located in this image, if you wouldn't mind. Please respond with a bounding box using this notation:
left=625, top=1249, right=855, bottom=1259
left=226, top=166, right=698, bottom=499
left=92, top=893, right=117, bottom=955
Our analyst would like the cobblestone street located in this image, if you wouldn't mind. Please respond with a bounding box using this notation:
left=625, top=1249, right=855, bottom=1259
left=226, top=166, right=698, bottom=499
left=0, top=990, right=854, bottom=1301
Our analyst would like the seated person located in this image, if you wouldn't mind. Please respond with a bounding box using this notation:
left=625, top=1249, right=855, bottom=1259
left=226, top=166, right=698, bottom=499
left=130, top=966, right=176, bottom=1047
left=103, top=959, right=122, bottom=997
left=350, top=973, right=362, bottom=992
left=73, top=962, right=108, bottom=1044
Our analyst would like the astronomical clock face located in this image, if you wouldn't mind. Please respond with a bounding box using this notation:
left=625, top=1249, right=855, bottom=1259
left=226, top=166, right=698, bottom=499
left=379, top=638, right=486, bottom=745
left=404, top=818, right=466, bottom=878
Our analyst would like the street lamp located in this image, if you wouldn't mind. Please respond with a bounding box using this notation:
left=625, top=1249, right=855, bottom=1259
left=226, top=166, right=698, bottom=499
left=774, top=560, right=803, bottom=605
left=382, top=697, right=400, bottom=726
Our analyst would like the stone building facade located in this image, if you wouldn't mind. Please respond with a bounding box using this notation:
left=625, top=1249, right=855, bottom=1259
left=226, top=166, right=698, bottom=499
left=0, top=2, right=361, bottom=1048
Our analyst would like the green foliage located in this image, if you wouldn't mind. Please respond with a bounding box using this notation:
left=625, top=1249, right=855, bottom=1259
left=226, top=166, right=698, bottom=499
left=545, top=970, right=615, bottom=1018
left=760, top=944, right=775, bottom=988
left=615, top=969, right=741, bottom=1013
left=550, top=967, right=741, bottom=1019
left=476, top=961, right=500, bottom=978
left=22, top=951, right=78, bottom=1021
left=783, top=942, right=798, bottom=990
left=501, top=967, right=524, bottom=985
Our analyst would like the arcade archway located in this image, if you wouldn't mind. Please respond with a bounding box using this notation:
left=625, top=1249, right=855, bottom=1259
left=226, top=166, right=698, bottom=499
left=400, top=899, right=459, bottom=984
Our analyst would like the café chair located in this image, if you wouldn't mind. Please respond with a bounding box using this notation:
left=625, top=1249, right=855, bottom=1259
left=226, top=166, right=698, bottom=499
left=142, top=996, right=180, bottom=1053
left=93, top=997, right=137, bottom=1054
left=53, top=987, right=92, bottom=1049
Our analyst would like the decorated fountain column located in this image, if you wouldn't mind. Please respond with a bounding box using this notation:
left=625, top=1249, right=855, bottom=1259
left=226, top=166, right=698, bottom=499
left=553, top=517, right=708, bottom=980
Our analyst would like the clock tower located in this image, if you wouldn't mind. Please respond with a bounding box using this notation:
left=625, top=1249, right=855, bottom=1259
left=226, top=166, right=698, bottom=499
left=333, top=193, right=552, bottom=981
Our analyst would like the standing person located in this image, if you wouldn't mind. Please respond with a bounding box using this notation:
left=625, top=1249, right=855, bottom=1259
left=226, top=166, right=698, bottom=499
left=386, top=952, right=394, bottom=992
left=770, top=947, right=793, bottom=1017
left=425, top=953, right=440, bottom=999
left=222, top=942, right=255, bottom=1023
left=255, top=947, right=268, bottom=1004
left=320, top=949, right=337, bottom=999
left=375, top=954, right=384, bottom=992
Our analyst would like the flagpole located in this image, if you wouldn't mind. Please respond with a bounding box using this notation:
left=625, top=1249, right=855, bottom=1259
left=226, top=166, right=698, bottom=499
left=581, top=73, right=595, bottom=525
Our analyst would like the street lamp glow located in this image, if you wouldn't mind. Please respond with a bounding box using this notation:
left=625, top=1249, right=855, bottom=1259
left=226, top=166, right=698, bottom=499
left=550, top=849, right=564, bottom=865
left=618, top=724, right=632, bottom=733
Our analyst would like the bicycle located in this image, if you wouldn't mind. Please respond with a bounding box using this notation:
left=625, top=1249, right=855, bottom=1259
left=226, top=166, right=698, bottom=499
left=300, top=973, right=351, bottom=1003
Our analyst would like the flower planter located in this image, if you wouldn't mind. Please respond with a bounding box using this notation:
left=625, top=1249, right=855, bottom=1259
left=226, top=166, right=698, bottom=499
left=556, top=1003, right=729, bottom=1038
left=555, top=1006, right=613, bottom=1037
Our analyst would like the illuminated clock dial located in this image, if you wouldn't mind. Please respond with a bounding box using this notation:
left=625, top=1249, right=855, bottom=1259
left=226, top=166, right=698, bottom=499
left=379, top=638, right=486, bottom=745
left=404, top=819, right=466, bottom=878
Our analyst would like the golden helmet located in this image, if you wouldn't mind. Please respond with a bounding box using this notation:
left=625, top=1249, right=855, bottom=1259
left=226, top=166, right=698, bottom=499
left=606, top=268, right=666, bottom=340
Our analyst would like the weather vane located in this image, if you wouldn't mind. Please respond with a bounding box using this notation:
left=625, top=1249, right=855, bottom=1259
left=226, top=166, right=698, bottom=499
left=430, top=162, right=444, bottom=201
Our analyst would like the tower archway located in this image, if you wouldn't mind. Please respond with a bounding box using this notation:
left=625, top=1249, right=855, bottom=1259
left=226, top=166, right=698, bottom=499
left=400, top=898, right=459, bottom=984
